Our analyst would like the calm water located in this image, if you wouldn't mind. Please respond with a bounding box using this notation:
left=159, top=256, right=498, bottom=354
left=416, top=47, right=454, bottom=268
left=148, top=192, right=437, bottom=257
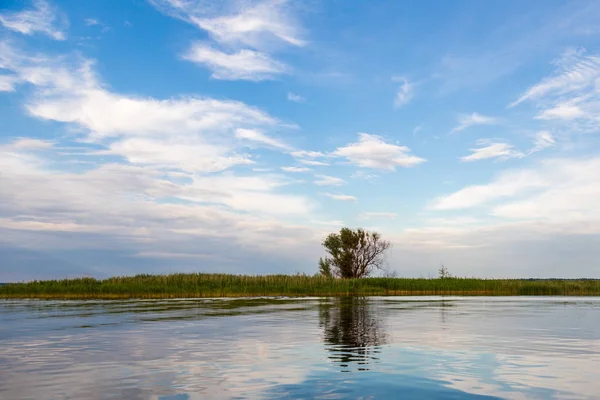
left=1, top=297, right=599, bottom=399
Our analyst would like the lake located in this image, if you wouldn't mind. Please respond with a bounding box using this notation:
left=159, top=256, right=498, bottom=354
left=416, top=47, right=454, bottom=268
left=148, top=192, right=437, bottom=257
left=1, top=297, right=599, bottom=399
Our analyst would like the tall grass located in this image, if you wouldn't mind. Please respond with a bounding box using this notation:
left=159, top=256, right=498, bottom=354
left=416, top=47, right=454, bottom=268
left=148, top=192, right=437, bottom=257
left=1, top=274, right=600, bottom=299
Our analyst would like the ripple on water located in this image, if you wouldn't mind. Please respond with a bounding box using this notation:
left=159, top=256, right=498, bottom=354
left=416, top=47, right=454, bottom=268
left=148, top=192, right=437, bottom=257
left=1, top=296, right=599, bottom=399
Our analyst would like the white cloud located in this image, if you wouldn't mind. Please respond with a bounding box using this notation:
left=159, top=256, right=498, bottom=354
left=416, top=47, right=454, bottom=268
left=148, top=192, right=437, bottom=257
left=432, top=169, right=548, bottom=210
left=392, top=76, right=413, bottom=108
left=281, top=166, right=310, bottom=173
left=291, top=150, right=324, bottom=158
left=182, top=43, right=287, bottom=81
left=350, top=171, right=378, bottom=180
left=0, top=74, right=20, bottom=91
left=149, top=0, right=306, bottom=50
left=0, top=43, right=327, bottom=276
left=460, top=133, right=557, bottom=163
left=432, top=156, right=600, bottom=228
left=32, top=91, right=278, bottom=141
left=313, top=174, right=345, bottom=186
left=0, top=43, right=292, bottom=174
left=184, top=173, right=312, bottom=214
left=332, top=133, right=426, bottom=170
left=0, top=0, right=68, bottom=40
left=10, top=138, right=54, bottom=150
left=290, top=150, right=330, bottom=166
left=107, top=138, right=253, bottom=173
left=0, top=147, right=316, bottom=246
left=529, top=131, right=555, bottom=154
left=451, top=113, right=498, bottom=133
left=149, top=1, right=305, bottom=85
left=297, top=159, right=329, bottom=166
left=490, top=157, right=600, bottom=222
left=535, top=103, right=584, bottom=120
left=358, top=212, right=398, bottom=220
left=460, top=141, right=525, bottom=162
left=323, top=193, right=356, bottom=201
left=287, top=92, right=305, bottom=102
left=235, top=128, right=290, bottom=150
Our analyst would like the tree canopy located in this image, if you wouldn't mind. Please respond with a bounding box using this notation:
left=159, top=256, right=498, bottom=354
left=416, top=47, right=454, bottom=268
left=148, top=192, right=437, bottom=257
left=319, top=227, right=391, bottom=279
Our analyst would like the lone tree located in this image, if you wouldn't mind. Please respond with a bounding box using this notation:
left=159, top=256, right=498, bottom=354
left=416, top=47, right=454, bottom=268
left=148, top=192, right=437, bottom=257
left=319, top=227, right=391, bottom=279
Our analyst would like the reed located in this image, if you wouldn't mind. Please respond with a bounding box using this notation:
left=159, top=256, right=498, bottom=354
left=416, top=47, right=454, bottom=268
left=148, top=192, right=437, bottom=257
left=1, top=274, right=599, bottom=299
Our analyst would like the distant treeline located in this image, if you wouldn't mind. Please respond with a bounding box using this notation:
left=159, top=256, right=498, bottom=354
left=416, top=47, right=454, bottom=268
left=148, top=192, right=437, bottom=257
left=1, top=273, right=600, bottom=299
left=522, top=278, right=600, bottom=281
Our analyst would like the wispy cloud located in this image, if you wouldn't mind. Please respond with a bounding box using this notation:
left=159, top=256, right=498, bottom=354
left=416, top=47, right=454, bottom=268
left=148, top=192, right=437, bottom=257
left=510, top=49, right=600, bottom=130
left=358, top=212, right=397, bottom=220
left=0, top=0, right=68, bottom=40
left=313, top=174, right=345, bottom=186
left=529, top=131, right=556, bottom=154
left=451, top=113, right=498, bottom=133
left=323, top=193, right=356, bottom=201
left=182, top=43, right=287, bottom=81
left=287, top=92, right=305, bottom=103
left=460, top=141, right=525, bottom=162
left=149, top=0, right=306, bottom=50
left=297, top=159, right=329, bottom=166
left=461, top=133, right=556, bottom=163
left=291, top=150, right=324, bottom=158
left=510, top=49, right=600, bottom=107
left=281, top=166, right=311, bottom=173
left=332, top=133, right=425, bottom=170
left=134, top=251, right=216, bottom=259
left=350, top=171, right=378, bottom=180
left=0, top=74, right=20, bottom=92
left=235, top=128, right=291, bottom=150
left=434, top=2, right=600, bottom=94
left=291, top=150, right=330, bottom=166
left=392, top=76, right=413, bottom=108
left=84, top=17, right=110, bottom=32
left=149, top=0, right=305, bottom=80
left=84, top=18, right=99, bottom=26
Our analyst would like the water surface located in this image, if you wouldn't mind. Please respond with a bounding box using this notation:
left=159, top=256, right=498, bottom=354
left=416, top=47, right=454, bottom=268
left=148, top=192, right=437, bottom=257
left=1, top=296, right=599, bottom=399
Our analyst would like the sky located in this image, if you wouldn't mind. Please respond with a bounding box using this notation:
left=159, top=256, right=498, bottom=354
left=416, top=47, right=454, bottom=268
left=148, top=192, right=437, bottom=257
left=1, top=0, right=600, bottom=281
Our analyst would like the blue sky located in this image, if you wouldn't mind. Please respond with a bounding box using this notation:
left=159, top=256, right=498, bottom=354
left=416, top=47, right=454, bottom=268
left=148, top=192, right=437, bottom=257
left=1, top=0, right=600, bottom=280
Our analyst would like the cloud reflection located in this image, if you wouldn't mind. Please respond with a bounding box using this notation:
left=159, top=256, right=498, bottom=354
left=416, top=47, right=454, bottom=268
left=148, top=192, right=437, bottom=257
left=0, top=297, right=599, bottom=399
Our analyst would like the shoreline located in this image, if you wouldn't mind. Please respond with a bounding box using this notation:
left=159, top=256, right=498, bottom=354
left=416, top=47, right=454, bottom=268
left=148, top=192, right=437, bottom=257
left=2, top=273, right=600, bottom=299
left=2, top=292, right=600, bottom=300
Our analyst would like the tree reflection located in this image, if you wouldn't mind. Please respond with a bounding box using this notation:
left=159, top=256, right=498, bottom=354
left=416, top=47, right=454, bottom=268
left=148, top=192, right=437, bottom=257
left=319, top=297, right=387, bottom=372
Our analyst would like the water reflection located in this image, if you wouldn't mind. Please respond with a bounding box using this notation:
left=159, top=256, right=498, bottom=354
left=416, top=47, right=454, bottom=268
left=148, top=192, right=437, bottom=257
left=319, top=297, right=387, bottom=372
left=1, top=297, right=599, bottom=399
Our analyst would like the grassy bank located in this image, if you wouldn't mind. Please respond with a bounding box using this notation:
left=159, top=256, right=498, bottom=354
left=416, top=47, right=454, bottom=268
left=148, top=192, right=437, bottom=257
left=1, top=273, right=600, bottom=299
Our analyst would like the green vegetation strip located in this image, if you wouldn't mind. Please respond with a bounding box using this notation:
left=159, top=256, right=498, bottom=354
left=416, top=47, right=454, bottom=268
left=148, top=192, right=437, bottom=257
left=2, top=274, right=600, bottom=299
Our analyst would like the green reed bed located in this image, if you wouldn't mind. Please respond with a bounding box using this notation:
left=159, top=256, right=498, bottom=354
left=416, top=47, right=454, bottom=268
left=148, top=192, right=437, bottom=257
left=1, top=274, right=600, bottom=299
